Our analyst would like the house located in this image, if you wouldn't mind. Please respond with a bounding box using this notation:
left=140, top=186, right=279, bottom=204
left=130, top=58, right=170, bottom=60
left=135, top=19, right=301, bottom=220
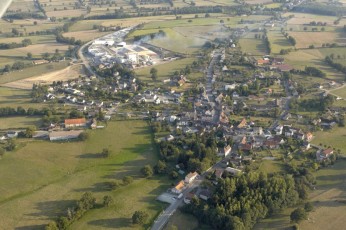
left=275, top=125, right=283, bottom=135
left=306, top=132, right=313, bottom=142
left=215, top=93, right=224, bottom=104
left=219, top=111, right=229, bottom=124
left=172, top=180, right=185, bottom=194
left=264, top=139, right=280, bottom=149
left=49, top=130, right=83, bottom=141
left=237, top=118, right=247, bottom=129
left=302, top=141, right=311, bottom=151
left=6, top=131, right=18, bottom=138
left=33, top=59, right=49, bottom=65
left=218, top=145, right=232, bottom=157
left=184, top=192, right=196, bottom=204
left=185, top=172, right=198, bottom=184
left=199, top=189, right=212, bottom=201
left=214, top=169, right=224, bottom=178
left=253, top=127, right=263, bottom=135
left=225, top=167, right=242, bottom=176
left=317, top=148, right=334, bottom=161
left=257, top=59, right=270, bottom=65
left=64, top=118, right=87, bottom=128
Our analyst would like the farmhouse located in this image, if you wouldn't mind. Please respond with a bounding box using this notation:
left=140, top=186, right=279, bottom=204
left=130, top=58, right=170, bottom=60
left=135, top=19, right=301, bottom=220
left=185, top=172, right=199, bottom=184
left=65, top=118, right=87, bottom=128
left=49, top=130, right=83, bottom=141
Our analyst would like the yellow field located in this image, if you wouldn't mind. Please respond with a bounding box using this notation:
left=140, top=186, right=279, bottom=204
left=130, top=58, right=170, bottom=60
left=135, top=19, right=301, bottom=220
left=0, top=43, right=69, bottom=58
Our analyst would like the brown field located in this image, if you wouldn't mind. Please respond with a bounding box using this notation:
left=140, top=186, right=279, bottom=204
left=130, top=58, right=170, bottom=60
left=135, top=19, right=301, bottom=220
left=2, top=64, right=85, bottom=89
left=285, top=13, right=338, bottom=25
left=289, top=32, right=346, bottom=48
left=0, top=43, right=69, bottom=58
left=63, top=30, right=109, bottom=42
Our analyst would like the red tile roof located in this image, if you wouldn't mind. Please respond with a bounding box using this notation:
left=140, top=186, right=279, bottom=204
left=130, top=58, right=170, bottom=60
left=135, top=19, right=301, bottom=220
left=65, top=118, right=86, bottom=125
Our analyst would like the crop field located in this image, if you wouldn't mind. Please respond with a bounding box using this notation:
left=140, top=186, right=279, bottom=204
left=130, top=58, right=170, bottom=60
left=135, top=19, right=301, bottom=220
left=46, top=9, right=86, bottom=18
left=7, top=0, right=37, bottom=13
left=239, top=32, right=267, bottom=56
left=0, top=116, right=41, bottom=130
left=0, top=61, right=69, bottom=84
left=0, top=87, right=41, bottom=109
left=289, top=31, right=346, bottom=49
left=267, top=30, right=294, bottom=54
left=0, top=120, right=169, bottom=229
left=135, top=57, right=197, bottom=83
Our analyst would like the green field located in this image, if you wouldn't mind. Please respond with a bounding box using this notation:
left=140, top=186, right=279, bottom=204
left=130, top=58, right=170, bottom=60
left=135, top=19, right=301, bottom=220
left=0, top=120, right=169, bottom=229
left=239, top=33, right=267, bottom=56
left=0, top=61, right=69, bottom=84
left=0, top=116, right=41, bottom=130
left=312, top=127, right=346, bottom=153
left=135, top=58, right=198, bottom=84
left=267, top=30, right=294, bottom=54
left=0, top=87, right=43, bottom=109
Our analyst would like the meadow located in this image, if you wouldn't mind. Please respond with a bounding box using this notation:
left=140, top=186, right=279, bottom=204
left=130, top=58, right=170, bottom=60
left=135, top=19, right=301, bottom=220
left=312, top=127, right=346, bottom=153
left=0, top=120, right=170, bottom=229
left=239, top=32, right=267, bottom=56
left=0, top=116, right=40, bottom=130
left=0, top=87, right=42, bottom=109
left=267, top=30, right=294, bottom=54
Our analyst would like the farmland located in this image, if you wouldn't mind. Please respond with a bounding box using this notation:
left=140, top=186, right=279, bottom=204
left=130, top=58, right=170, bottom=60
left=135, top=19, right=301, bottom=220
left=0, top=120, right=169, bottom=229
left=0, top=87, right=42, bottom=109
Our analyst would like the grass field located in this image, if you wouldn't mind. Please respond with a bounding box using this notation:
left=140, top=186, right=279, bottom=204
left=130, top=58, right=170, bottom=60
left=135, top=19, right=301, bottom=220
left=300, top=159, right=346, bottom=230
left=312, top=127, right=346, bottom=153
left=0, top=61, right=69, bottom=84
left=135, top=58, right=197, bottom=84
left=0, top=120, right=169, bottom=229
left=289, top=31, right=346, bottom=49
left=0, top=116, right=40, bottom=130
left=283, top=49, right=345, bottom=81
left=284, top=13, right=338, bottom=26
left=239, top=33, right=267, bottom=56
left=267, top=30, right=294, bottom=54
left=0, top=87, right=42, bottom=109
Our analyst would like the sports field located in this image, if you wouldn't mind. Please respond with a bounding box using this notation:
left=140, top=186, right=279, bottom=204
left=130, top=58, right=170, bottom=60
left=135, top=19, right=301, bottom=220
left=0, top=120, right=169, bottom=229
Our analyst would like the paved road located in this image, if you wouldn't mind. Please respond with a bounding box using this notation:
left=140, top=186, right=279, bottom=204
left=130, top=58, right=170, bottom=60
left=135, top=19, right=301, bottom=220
left=77, top=40, right=98, bottom=77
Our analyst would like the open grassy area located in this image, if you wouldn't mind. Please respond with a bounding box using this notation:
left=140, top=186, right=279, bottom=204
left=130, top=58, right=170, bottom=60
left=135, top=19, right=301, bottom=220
left=300, top=159, right=346, bottom=230
left=283, top=49, right=345, bottom=81
left=135, top=58, right=197, bottom=84
left=0, top=116, right=41, bottom=130
left=289, top=31, right=346, bottom=49
left=0, top=87, right=42, bottom=109
left=239, top=32, right=267, bottom=56
left=312, top=127, right=346, bottom=153
left=0, top=61, right=69, bottom=84
left=0, top=120, right=170, bottom=229
left=267, top=30, right=294, bottom=54
left=164, top=210, right=199, bottom=230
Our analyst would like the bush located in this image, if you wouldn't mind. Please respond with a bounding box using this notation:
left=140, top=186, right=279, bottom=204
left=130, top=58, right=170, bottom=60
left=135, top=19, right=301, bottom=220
left=132, top=210, right=149, bottom=224
left=304, top=202, right=314, bottom=212
left=141, top=165, right=153, bottom=177
left=290, top=208, right=307, bottom=223
left=78, top=132, right=89, bottom=141
left=122, top=176, right=133, bottom=185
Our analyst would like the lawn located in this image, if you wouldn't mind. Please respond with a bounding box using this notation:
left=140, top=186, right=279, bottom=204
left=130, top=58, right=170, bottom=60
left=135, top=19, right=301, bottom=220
left=0, top=120, right=170, bottom=229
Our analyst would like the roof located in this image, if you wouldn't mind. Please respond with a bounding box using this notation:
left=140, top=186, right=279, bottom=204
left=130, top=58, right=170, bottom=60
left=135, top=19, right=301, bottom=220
left=322, top=148, right=333, bottom=155
left=65, top=118, right=86, bottom=125
left=174, top=180, right=185, bottom=190
left=185, top=172, right=198, bottom=180
left=49, top=130, right=83, bottom=138
left=257, top=59, right=270, bottom=65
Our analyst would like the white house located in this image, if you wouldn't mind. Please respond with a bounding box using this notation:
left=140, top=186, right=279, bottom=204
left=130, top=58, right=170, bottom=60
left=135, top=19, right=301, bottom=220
left=185, top=172, right=198, bottom=184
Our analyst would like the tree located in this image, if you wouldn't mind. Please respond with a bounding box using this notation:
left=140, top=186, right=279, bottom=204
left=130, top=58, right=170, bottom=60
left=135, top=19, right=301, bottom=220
left=45, top=221, right=58, bottom=230
left=290, top=208, right=307, bottom=223
left=78, top=132, right=89, bottom=141
left=141, top=165, right=153, bottom=177
left=25, top=126, right=36, bottom=138
left=122, top=176, right=133, bottom=185
left=103, top=195, right=114, bottom=207
left=169, top=170, right=179, bottom=179
left=101, top=148, right=111, bottom=158
left=42, top=52, right=50, bottom=60
left=150, top=67, right=158, bottom=81
left=304, top=202, right=314, bottom=212
left=77, top=192, right=96, bottom=211
left=27, top=52, right=33, bottom=59
left=154, top=160, right=167, bottom=174
left=132, top=210, right=149, bottom=224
